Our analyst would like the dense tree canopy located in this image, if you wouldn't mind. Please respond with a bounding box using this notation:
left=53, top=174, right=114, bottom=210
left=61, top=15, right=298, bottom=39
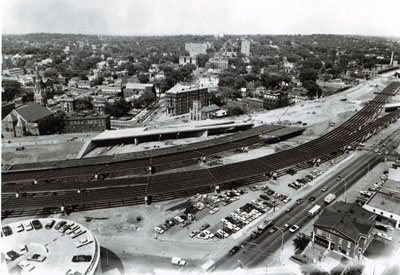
left=104, top=98, right=131, bottom=117
left=38, top=111, right=65, bottom=135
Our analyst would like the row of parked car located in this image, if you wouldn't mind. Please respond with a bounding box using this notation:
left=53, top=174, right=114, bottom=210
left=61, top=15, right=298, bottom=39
left=154, top=190, right=246, bottom=236
left=288, top=169, right=323, bottom=190
left=154, top=213, right=195, bottom=234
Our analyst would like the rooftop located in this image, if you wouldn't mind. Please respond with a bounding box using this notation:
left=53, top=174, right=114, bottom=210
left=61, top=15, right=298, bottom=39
left=13, top=103, right=52, bottom=123
left=165, top=83, right=206, bottom=94
left=126, top=83, right=153, bottom=89
left=365, top=176, right=400, bottom=216
left=92, top=120, right=253, bottom=141
left=314, top=202, right=375, bottom=242
left=2, top=218, right=99, bottom=275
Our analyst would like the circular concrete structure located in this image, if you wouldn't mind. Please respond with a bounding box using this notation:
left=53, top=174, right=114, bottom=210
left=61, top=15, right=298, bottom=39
left=1, top=218, right=101, bottom=275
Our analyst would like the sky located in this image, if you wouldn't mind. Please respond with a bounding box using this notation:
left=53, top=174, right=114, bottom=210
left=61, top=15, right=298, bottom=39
left=2, top=0, right=400, bottom=37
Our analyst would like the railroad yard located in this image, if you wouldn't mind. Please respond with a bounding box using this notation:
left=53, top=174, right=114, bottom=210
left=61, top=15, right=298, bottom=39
left=2, top=72, right=400, bottom=275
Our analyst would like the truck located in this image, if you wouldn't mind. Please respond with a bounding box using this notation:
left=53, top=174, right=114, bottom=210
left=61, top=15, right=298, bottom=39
left=324, top=193, right=336, bottom=204
left=201, top=259, right=216, bottom=273
left=257, top=219, right=273, bottom=232
left=171, top=257, right=186, bottom=266
left=307, top=205, right=321, bottom=217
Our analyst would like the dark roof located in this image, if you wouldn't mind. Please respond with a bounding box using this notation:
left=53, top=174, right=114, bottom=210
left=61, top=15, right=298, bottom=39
left=15, top=103, right=52, bottom=123
left=201, top=104, right=221, bottom=113
left=65, top=113, right=110, bottom=121
left=314, top=202, right=375, bottom=242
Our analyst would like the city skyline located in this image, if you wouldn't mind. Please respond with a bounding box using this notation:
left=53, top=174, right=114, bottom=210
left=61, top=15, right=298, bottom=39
left=2, top=0, right=400, bottom=37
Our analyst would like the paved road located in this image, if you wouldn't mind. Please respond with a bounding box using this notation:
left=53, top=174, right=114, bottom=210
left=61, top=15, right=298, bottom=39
left=214, top=128, right=400, bottom=271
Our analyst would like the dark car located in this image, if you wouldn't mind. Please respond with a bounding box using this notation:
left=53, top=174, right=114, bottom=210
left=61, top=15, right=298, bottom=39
left=2, top=226, right=13, bottom=236
left=72, top=255, right=92, bottom=262
left=268, top=226, right=278, bottom=234
left=296, top=198, right=304, bottom=205
left=54, top=221, right=67, bottom=230
left=32, top=220, right=43, bottom=230
left=260, top=194, right=269, bottom=200
left=200, top=223, right=210, bottom=231
left=45, top=220, right=55, bottom=229
left=6, top=250, right=20, bottom=261
left=281, top=223, right=291, bottom=231
left=228, top=246, right=240, bottom=256
left=308, top=197, right=316, bottom=202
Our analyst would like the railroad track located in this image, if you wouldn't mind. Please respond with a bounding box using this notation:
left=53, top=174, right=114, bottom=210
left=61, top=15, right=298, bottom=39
left=2, top=82, right=400, bottom=218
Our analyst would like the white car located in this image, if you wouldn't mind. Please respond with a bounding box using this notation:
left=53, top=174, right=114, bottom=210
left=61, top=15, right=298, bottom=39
left=154, top=226, right=164, bottom=234
left=209, top=208, right=219, bottom=215
left=203, top=230, right=214, bottom=239
left=18, top=260, right=35, bottom=272
left=217, top=229, right=229, bottom=238
left=196, top=232, right=209, bottom=240
left=289, top=225, right=300, bottom=233
left=174, top=216, right=184, bottom=223
left=24, top=222, right=33, bottom=231
left=16, top=223, right=24, bottom=233
left=376, top=232, right=392, bottom=241
left=19, top=244, right=28, bottom=255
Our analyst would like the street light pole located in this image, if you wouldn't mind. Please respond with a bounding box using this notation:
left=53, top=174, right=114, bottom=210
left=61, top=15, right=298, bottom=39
left=364, top=161, right=370, bottom=178
left=276, top=227, right=284, bottom=251
left=341, top=178, right=348, bottom=203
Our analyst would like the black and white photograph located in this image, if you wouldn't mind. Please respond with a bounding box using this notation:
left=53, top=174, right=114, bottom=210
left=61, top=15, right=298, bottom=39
left=1, top=0, right=400, bottom=274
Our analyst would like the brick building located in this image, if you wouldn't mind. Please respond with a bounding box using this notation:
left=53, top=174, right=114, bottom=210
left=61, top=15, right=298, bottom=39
left=263, top=91, right=289, bottom=110
left=166, top=84, right=210, bottom=116
left=312, top=202, right=375, bottom=260
left=63, top=113, right=110, bottom=133
left=123, top=83, right=154, bottom=99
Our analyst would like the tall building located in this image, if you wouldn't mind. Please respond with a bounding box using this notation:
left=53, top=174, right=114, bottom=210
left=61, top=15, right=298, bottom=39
left=185, top=43, right=209, bottom=57
left=34, top=67, right=47, bottom=106
left=241, top=39, right=251, bottom=56
left=165, top=84, right=210, bottom=116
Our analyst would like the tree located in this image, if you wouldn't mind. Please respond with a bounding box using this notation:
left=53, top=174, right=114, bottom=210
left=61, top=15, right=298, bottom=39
left=92, top=75, right=105, bottom=86
left=138, top=74, right=149, bottom=83
left=141, top=89, right=156, bottom=106
left=22, top=91, right=34, bottom=103
left=38, top=112, right=65, bottom=135
left=74, top=98, right=93, bottom=111
left=43, top=68, right=59, bottom=79
left=303, top=80, right=322, bottom=99
left=292, top=235, right=309, bottom=252
left=197, top=54, right=210, bottom=68
left=299, top=68, right=318, bottom=83
left=209, top=93, right=223, bottom=106
left=104, top=99, right=131, bottom=117
left=2, top=80, right=23, bottom=102
left=228, top=107, right=245, bottom=116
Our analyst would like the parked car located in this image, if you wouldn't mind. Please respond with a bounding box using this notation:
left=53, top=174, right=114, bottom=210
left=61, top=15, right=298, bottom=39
left=200, top=224, right=210, bottom=231
left=72, top=255, right=92, bottom=262
left=28, top=254, right=47, bottom=262
left=32, top=220, right=43, bottom=230
left=45, top=220, right=55, bottom=229
left=376, top=232, right=393, bottom=241
left=2, top=225, right=13, bottom=236
left=18, top=260, right=35, bottom=272
left=24, top=222, right=33, bottom=231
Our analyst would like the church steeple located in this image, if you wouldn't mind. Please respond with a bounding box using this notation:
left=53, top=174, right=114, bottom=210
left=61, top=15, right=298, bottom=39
left=34, top=66, right=47, bottom=106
